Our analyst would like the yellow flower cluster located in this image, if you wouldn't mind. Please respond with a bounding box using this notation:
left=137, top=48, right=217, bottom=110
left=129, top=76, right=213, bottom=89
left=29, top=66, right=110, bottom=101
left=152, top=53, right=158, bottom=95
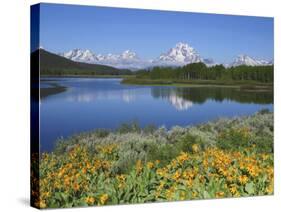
left=36, top=144, right=115, bottom=208
left=152, top=147, right=273, bottom=200
left=34, top=143, right=273, bottom=208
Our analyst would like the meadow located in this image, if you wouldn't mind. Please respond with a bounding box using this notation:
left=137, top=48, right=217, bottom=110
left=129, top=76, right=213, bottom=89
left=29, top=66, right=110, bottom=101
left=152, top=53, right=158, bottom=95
left=32, top=110, right=273, bottom=208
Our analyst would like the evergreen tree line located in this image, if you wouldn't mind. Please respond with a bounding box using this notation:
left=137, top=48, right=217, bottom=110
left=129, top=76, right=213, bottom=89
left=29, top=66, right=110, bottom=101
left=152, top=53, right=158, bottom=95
left=136, top=62, right=273, bottom=83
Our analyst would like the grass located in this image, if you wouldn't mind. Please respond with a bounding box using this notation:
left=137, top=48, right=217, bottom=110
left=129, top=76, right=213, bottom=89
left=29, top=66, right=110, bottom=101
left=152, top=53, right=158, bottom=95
left=32, top=111, right=273, bottom=208
left=122, top=77, right=273, bottom=89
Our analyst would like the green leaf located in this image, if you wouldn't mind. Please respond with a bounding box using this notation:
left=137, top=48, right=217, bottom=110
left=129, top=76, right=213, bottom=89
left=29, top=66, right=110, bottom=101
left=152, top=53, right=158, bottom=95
left=203, top=191, right=210, bottom=199
left=60, top=193, right=68, bottom=202
left=245, top=182, right=255, bottom=194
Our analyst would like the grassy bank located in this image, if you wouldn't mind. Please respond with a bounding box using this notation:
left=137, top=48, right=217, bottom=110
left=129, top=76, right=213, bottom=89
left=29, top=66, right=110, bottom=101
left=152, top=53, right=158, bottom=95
left=122, top=77, right=273, bottom=89
left=33, top=111, right=273, bottom=208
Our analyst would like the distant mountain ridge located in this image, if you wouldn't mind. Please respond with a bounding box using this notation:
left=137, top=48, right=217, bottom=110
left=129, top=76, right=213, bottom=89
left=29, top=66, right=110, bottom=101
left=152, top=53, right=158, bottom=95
left=228, top=54, right=273, bottom=67
left=34, top=49, right=132, bottom=75
left=59, top=49, right=147, bottom=70
left=57, top=42, right=273, bottom=70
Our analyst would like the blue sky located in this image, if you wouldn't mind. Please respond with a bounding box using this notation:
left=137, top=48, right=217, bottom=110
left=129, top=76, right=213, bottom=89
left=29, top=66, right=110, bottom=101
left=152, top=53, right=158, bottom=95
left=38, top=3, right=273, bottom=64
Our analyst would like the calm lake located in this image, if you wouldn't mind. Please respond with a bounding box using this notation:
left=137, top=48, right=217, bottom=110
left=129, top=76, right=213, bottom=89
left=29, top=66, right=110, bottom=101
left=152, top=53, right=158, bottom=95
left=40, top=78, right=273, bottom=152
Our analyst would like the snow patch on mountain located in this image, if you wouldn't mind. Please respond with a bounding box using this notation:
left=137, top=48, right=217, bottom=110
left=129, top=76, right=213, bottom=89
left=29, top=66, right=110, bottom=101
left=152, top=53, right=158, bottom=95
left=60, top=49, right=99, bottom=63
left=153, top=42, right=202, bottom=65
left=59, top=49, right=150, bottom=69
left=229, top=54, right=273, bottom=67
left=58, top=43, right=273, bottom=70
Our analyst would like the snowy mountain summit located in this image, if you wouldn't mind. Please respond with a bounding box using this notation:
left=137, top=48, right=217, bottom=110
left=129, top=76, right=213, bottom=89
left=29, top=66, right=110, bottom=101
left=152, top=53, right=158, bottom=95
left=58, top=43, right=272, bottom=70
left=155, top=42, right=203, bottom=65
left=61, top=49, right=98, bottom=63
left=229, top=54, right=272, bottom=67
left=121, top=50, right=138, bottom=60
left=59, top=49, right=143, bottom=69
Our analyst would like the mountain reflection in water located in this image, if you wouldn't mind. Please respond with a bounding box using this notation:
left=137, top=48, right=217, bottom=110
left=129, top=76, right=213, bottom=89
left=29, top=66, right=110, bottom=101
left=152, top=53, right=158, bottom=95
left=39, top=78, right=273, bottom=151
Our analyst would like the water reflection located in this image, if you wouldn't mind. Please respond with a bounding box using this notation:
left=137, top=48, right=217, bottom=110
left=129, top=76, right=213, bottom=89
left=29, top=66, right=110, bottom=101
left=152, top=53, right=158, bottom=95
left=41, top=79, right=273, bottom=109
left=151, top=86, right=273, bottom=106
left=59, top=88, right=137, bottom=103
left=165, top=92, right=193, bottom=111
left=39, top=78, right=273, bottom=152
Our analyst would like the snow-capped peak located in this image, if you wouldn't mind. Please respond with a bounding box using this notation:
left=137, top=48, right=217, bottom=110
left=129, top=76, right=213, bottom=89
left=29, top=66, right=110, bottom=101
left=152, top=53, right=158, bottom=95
left=60, top=49, right=98, bottom=63
left=121, top=50, right=138, bottom=60
left=235, top=54, right=257, bottom=65
left=229, top=54, right=272, bottom=67
left=155, top=42, right=202, bottom=65
left=59, top=48, right=143, bottom=69
left=175, top=42, right=195, bottom=52
left=58, top=44, right=272, bottom=70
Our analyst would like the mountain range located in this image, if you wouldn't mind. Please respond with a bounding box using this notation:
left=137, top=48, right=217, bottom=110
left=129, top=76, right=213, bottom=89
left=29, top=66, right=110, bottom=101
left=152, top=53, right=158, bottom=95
left=34, top=49, right=132, bottom=75
left=58, top=42, right=273, bottom=70
left=59, top=49, right=145, bottom=70
left=227, top=54, right=273, bottom=67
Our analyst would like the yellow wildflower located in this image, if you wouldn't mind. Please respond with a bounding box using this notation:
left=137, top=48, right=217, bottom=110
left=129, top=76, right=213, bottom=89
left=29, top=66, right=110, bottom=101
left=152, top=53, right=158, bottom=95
left=116, top=174, right=126, bottom=182
left=170, top=159, right=178, bottom=168
left=156, top=168, right=167, bottom=177
left=185, top=178, right=193, bottom=188
left=238, top=175, right=248, bottom=185
left=85, top=196, right=95, bottom=205
left=100, top=194, right=109, bottom=205
left=180, top=191, right=186, bottom=200
left=229, top=184, right=238, bottom=195
left=265, top=184, right=273, bottom=194
left=39, top=200, right=47, bottom=209
left=165, top=187, right=175, bottom=200
left=146, top=161, right=154, bottom=169
left=215, top=191, right=225, bottom=198
left=192, top=191, right=198, bottom=198
left=177, top=152, right=189, bottom=165
left=157, top=181, right=165, bottom=191
left=192, top=144, right=200, bottom=153
left=172, top=170, right=181, bottom=181
left=73, top=182, right=80, bottom=191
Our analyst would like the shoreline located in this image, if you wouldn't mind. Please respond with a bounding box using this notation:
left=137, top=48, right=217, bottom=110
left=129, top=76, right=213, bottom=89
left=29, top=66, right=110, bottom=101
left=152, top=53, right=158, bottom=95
left=40, top=75, right=273, bottom=89
left=121, top=78, right=273, bottom=90
left=51, top=110, right=273, bottom=153
left=39, top=76, right=273, bottom=100
left=40, top=82, right=67, bottom=99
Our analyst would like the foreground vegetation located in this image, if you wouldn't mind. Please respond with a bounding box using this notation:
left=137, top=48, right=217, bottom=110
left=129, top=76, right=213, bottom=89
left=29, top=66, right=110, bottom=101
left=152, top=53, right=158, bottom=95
left=32, top=111, right=273, bottom=208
